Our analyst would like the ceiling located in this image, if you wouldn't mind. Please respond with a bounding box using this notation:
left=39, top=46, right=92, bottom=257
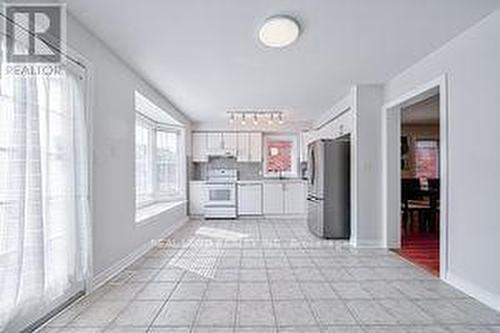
left=402, top=95, right=440, bottom=125
left=65, top=0, right=500, bottom=124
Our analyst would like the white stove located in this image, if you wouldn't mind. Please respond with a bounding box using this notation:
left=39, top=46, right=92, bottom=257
left=204, top=169, right=238, bottom=219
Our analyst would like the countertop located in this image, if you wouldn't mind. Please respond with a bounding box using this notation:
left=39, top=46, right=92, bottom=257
left=238, top=178, right=306, bottom=184
left=190, top=179, right=307, bottom=184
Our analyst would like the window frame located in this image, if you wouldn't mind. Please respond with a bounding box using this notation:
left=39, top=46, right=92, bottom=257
left=414, top=138, right=440, bottom=179
left=135, top=112, right=185, bottom=209
left=262, top=133, right=299, bottom=178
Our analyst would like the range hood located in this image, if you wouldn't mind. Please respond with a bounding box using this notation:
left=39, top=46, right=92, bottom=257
left=207, top=149, right=237, bottom=157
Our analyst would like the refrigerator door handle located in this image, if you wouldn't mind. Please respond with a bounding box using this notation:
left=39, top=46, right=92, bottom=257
left=310, top=148, right=316, bottom=186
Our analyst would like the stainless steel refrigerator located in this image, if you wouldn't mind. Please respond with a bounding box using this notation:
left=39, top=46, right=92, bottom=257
left=307, top=135, right=351, bottom=239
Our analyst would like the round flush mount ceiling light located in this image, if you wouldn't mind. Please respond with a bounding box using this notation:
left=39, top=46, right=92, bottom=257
left=259, top=16, right=300, bottom=48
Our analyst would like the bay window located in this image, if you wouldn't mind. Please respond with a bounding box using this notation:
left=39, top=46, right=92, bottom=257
left=135, top=93, right=184, bottom=210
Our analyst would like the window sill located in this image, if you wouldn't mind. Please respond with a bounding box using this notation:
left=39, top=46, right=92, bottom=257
left=135, top=200, right=186, bottom=225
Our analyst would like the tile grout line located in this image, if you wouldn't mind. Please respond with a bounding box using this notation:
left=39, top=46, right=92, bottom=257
left=145, top=240, right=192, bottom=333
left=80, top=245, right=177, bottom=331
left=232, top=223, right=244, bottom=333
left=262, top=219, right=279, bottom=331
left=287, top=230, right=324, bottom=330
left=48, top=218, right=497, bottom=332
left=306, top=239, right=366, bottom=331
left=187, top=241, right=213, bottom=332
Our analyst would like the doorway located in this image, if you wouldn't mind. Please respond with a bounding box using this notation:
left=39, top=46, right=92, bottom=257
left=397, top=95, right=440, bottom=275
left=382, top=75, right=448, bottom=279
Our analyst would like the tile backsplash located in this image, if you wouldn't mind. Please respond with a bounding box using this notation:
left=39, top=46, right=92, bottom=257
left=192, top=157, right=262, bottom=180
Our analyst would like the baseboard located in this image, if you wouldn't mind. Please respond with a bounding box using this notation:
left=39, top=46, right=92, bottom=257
left=263, top=214, right=307, bottom=219
left=353, top=239, right=385, bottom=248
left=89, top=216, right=188, bottom=292
left=445, top=272, right=500, bottom=312
left=189, top=214, right=307, bottom=220
left=386, top=241, right=399, bottom=249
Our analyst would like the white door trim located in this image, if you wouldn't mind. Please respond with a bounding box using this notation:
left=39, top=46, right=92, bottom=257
left=381, top=74, right=449, bottom=280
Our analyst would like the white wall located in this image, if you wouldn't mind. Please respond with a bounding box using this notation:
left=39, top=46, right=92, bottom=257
left=66, top=14, right=191, bottom=283
left=354, top=85, right=384, bottom=247
left=309, top=85, right=384, bottom=247
left=384, top=10, right=500, bottom=310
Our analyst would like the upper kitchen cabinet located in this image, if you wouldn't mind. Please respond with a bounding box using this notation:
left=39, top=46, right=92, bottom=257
left=206, top=132, right=223, bottom=152
left=300, top=131, right=313, bottom=162
left=193, top=131, right=262, bottom=162
left=249, top=132, right=262, bottom=162
left=223, top=132, right=238, bottom=151
left=306, top=110, right=354, bottom=145
left=237, top=132, right=262, bottom=162
left=237, top=133, right=250, bottom=162
left=192, top=132, right=208, bottom=162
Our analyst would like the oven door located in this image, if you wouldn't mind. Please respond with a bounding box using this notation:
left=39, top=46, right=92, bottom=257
left=205, top=183, right=236, bottom=206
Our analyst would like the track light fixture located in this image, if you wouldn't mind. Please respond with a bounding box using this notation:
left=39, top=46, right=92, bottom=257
left=227, top=110, right=285, bottom=126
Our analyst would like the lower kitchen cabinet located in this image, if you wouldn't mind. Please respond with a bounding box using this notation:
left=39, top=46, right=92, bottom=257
left=190, top=180, right=306, bottom=217
left=263, top=181, right=307, bottom=215
left=189, top=181, right=206, bottom=215
left=237, top=183, right=262, bottom=215
left=263, top=183, right=284, bottom=214
left=284, top=181, right=307, bottom=214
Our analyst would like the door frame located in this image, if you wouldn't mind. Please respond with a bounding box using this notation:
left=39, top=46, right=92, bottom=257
left=382, top=74, right=449, bottom=279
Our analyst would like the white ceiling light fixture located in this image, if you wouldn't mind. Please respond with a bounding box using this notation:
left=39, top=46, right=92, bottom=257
left=278, top=112, right=284, bottom=125
left=268, top=113, right=274, bottom=125
left=227, top=110, right=286, bottom=126
left=253, top=113, right=259, bottom=125
left=259, top=16, right=300, bottom=48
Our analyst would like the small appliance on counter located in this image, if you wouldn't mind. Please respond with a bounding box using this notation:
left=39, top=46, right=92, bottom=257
left=307, top=135, right=351, bottom=239
left=204, top=168, right=238, bottom=219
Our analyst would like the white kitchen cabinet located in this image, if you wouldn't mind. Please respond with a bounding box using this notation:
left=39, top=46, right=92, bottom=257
left=263, top=181, right=307, bottom=215
left=192, top=132, right=207, bottom=162
left=189, top=181, right=206, bottom=215
left=223, top=132, right=237, bottom=151
left=263, top=183, right=284, bottom=214
left=237, top=132, right=261, bottom=162
left=249, top=132, right=262, bottom=162
left=284, top=182, right=307, bottom=214
left=194, top=131, right=259, bottom=161
left=207, top=132, right=223, bottom=151
left=237, top=133, right=250, bottom=162
left=237, top=183, right=263, bottom=215
left=301, top=131, right=313, bottom=162
left=306, top=110, right=354, bottom=143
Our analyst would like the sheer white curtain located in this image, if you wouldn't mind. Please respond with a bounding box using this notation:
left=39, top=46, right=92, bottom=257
left=0, top=44, right=90, bottom=331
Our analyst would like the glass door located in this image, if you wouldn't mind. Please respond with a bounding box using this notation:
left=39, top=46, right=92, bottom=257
left=0, top=36, right=90, bottom=332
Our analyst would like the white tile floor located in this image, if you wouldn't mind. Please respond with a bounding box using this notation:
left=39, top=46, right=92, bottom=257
left=38, top=218, right=500, bottom=332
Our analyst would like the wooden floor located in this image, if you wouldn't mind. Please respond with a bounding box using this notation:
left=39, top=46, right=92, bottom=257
left=395, top=222, right=440, bottom=276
